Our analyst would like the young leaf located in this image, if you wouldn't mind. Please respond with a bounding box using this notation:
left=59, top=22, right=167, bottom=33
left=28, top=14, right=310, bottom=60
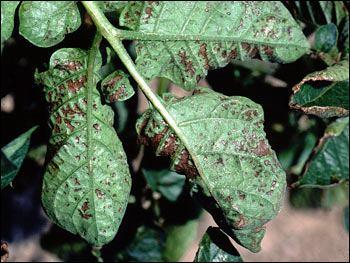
left=142, top=169, right=185, bottom=202
left=1, top=1, right=20, bottom=52
left=19, top=1, right=81, bottom=47
left=162, top=219, right=198, bottom=261
left=1, top=126, right=38, bottom=189
left=101, top=70, right=135, bottom=103
left=289, top=59, right=349, bottom=118
left=314, top=23, right=338, bottom=53
left=296, top=117, right=349, bottom=187
left=36, top=46, right=131, bottom=246
left=115, top=226, right=165, bottom=262
left=136, top=88, right=286, bottom=252
left=194, top=227, right=242, bottom=262
left=120, top=1, right=309, bottom=90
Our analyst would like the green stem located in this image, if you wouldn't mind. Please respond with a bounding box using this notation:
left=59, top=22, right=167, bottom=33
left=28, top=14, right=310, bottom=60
left=81, top=1, right=207, bottom=182
left=91, top=246, right=104, bottom=262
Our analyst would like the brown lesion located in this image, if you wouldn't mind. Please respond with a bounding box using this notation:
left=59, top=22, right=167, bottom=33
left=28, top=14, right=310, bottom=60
left=252, top=140, right=271, bottom=157
left=198, top=43, right=210, bottom=70
left=179, top=50, right=195, bottom=77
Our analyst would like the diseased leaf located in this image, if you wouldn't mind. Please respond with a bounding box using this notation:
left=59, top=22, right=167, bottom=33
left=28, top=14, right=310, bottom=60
left=115, top=226, right=165, bottom=262
left=120, top=1, right=309, bottom=90
left=19, top=1, right=81, bottom=47
left=101, top=70, right=134, bottom=103
left=142, top=168, right=185, bottom=202
left=36, top=47, right=131, bottom=246
left=289, top=59, right=349, bottom=118
left=163, top=219, right=198, bottom=261
left=136, top=88, right=286, bottom=252
left=314, top=23, right=338, bottom=53
left=194, top=227, right=242, bottom=262
left=338, top=16, right=349, bottom=56
left=297, top=117, right=349, bottom=187
left=1, top=1, right=20, bottom=52
left=1, top=126, right=38, bottom=189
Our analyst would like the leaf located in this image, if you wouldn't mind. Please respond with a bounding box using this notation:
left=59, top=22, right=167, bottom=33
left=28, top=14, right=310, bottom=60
left=19, top=1, right=81, bottom=47
left=1, top=1, right=20, bottom=52
left=297, top=117, right=349, bottom=187
left=101, top=70, right=135, bottom=103
left=1, top=126, right=38, bottom=189
left=142, top=169, right=185, bottom=202
left=120, top=1, right=309, bottom=90
left=162, top=219, right=198, bottom=261
left=136, top=88, right=286, bottom=252
left=289, top=59, right=349, bottom=118
left=35, top=47, right=131, bottom=246
left=194, top=227, right=242, bottom=262
left=115, top=226, right=165, bottom=262
left=314, top=23, right=338, bottom=53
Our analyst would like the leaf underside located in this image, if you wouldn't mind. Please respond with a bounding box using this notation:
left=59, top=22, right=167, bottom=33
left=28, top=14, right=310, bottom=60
left=290, top=59, right=349, bottom=118
left=194, top=227, right=242, bottom=262
left=19, top=1, right=81, bottom=47
left=120, top=1, right=309, bottom=90
left=298, top=117, right=349, bottom=187
left=136, top=88, right=286, bottom=252
left=36, top=48, right=131, bottom=246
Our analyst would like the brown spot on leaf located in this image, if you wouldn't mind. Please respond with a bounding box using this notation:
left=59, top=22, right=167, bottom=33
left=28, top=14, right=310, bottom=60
left=74, top=178, right=80, bottom=185
left=81, top=201, right=89, bottom=213
left=252, top=140, right=271, bottom=156
left=262, top=45, right=274, bottom=57
left=158, top=134, right=178, bottom=156
left=59, top=61, right=83, bottom=71
left=95, top=189, right=105, bottom=199
left=175, top=150, right=199, bottom=179
left=234, top=214, right=247, bottom=228
left=93, top=123, right=101, bottom=131
left=179, top=51, right=195, bottom=76
left=67, top=76, right=86, bottom=93
left=238, top=191, right=246, bottom=200
left=198, top=43, right=210, bottom=70
left=64, top=120, right=74, bottom=132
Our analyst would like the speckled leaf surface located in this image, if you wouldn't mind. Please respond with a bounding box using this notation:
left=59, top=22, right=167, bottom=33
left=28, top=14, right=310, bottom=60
left=1, top=1, right=20, bottom=52
left=120, top=1, right=309, bottom=90
left=19, top=1, right=81, bottom=47
left=36, top=48, right=131, bottom=246
left=101, top=70, right=135, bottom=103
left=297, top=117, right=349, bottom=187
left=136, top=88, right=286, bottom=252
left=1, top=126, right=38, bottom=189
left=194, top=227, right=242, bottom=262
left=290, top=59, right=349, bottom=118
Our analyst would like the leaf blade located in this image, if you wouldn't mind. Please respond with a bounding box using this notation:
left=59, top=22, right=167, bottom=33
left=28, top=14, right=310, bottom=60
left=36, top=47, right=131, bottom=246
left=120, top=1, right=309, bottom=90
left=1, top=126, right=38, bottom=189
left=1, top=1, right=20, bottom=52
left=19, top=1, right=81, bottom=47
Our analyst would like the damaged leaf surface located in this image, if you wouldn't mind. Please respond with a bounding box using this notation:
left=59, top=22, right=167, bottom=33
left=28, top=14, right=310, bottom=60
left=36, top=48, right=131, bottom=246
left=120, top=1, right=309, bottom=90
left=136, top=88, right=286, bottom=252
left=290, top=59, right=349, bottom=118
left=101, top=70, right=134, bottom=103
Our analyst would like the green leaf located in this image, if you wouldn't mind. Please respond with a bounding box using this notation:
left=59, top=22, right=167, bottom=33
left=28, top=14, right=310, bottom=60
left=314, top=23, right=338, bottom=53
left=142, top=169, right=185, bottom=202
left=163, top=219, right=198, bottom=261
left=136, top=87, right=286, bottom=252
left=297, top=117, right=349, bottom=187
left=101, top=70, right=135, bottom=103
left=321, top=183, right=349, bottom=209
left=116, top=226, right=165, bottom=262
left=1, top=1, right=20, bottom=52
left=36, top=47, right=131, bottom=246
left=19, top=1, right=81, bottom=47
left=194, top=227, right=242, bottom=262
left=289, top=59, right=349, bottom=118
left=120, top=1, right=309, bottom=90
left=1, top=126, right=38, bottom=189
left=338, top=16, right=349, bottom=56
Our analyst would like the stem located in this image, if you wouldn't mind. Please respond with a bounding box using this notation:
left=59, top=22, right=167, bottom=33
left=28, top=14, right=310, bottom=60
left=91, top=246, right=103, bottom=262
left=82, top=1, right=211, bottom=195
